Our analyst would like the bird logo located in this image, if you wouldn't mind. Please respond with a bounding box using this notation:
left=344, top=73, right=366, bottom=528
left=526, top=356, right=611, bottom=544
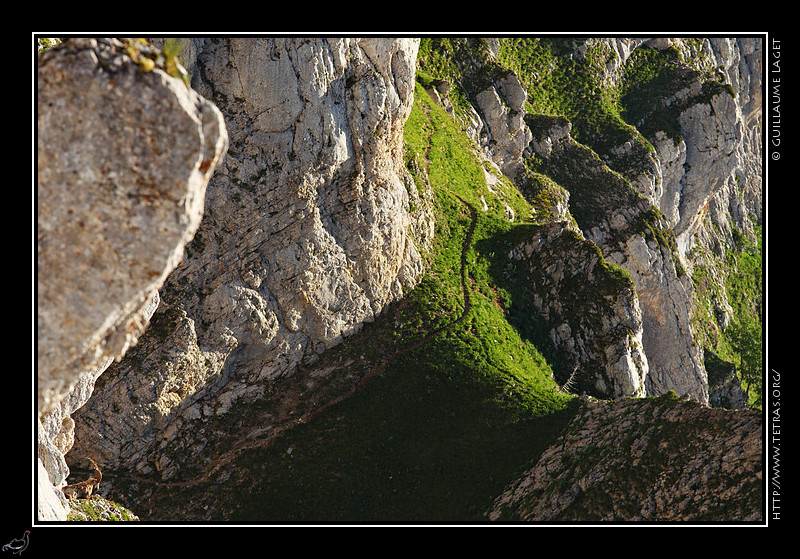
left=2, top=531, right=29, bottom=555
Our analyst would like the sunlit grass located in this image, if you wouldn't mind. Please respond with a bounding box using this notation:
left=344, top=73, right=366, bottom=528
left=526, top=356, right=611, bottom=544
left=222, top=82, right=577, bottom=522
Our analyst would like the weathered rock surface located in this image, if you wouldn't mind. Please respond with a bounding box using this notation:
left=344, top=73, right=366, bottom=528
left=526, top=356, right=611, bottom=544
left=488, top=394, right=762, bottom=521
left=671, top=38, right=762, bottom=246
left=69, top=38, right=431, bottom=484
left=39, top=36, right=761, bottom=523
left=473, top=71, right=532, bottom=180
left=36, top=37, right=228, bottom=519
left=445, top=37, right=762, bottom=406
left=605, top=38, right=760, bottom=257
left=601, top=37, right=763, bottom=402
left=37, top=38, right=227, bottom=418
left=434, top=44, right=704, bottom=402
left=508, top=221, right=648, bottom=398
left=525, top=114, right=707, bottom=402
left=588, top=37, right=761, bottom=246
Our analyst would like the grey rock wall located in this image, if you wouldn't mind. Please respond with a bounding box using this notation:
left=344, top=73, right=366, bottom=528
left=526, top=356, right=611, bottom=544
left=602, top=38, right=763, bottom=401
left=508, top=221, right=648, bottom=398
left=36, top=38, right=228, bottom=519
left=452, top=37, right=761, bottom=404
left=38, top=36, right=760, bottom=522
left=69, top=38, right=431, bottom=482
left=526, top=114, right=707, bottom=402
left=593, top=37, right=762, bottom=255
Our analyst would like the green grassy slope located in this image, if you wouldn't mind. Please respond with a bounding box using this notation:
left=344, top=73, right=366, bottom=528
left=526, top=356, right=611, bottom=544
left=214, top=82, right=578, bottom=522
left=204, top=37, right=760, bottom=522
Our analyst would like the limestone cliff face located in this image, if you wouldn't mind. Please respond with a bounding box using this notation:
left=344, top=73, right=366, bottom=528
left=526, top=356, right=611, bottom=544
left=39, top=36, right=761, bottom=523
left=508, top=221, right=648, bottom=399
left=599, top=38, right=762, bottom=249
left=524, top=113, right=706, bottom=401
left=435, top=37, right=762, bottom=404
left=36, top=38, right=228, bottom=519
left=596, top=38, right=763, bottom=401
left=70, top=38, right=431, bottom=481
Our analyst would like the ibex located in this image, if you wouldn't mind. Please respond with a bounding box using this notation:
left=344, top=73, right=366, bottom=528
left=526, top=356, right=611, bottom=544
left=62, top=458, right=102, bottom=500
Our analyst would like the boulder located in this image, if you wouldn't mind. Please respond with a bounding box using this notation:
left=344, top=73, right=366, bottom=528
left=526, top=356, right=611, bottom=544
left=36, top=37, right=228, bottom=519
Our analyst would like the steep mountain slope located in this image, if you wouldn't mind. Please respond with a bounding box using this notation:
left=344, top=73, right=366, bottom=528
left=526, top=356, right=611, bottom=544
left=489, top=392, right=762, bottom=522
left=69, top=37, right=429, bottom=483
left=43, top=36, right=763, bottom=523
left=87, top=79, right=582, bottom=522
left=416, top=37, right=762, bottom=405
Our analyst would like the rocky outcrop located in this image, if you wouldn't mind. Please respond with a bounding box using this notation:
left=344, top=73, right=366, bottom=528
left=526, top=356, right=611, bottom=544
left=508, top=221, right=648, bottom=398
left=601, top=37, right=762, bottom=257
left=674, top=40, right=763, bottom=374
left=422, top=42, right=705, bottom=402
left=488, top=393, right=762, bottom=521
left=38, top=36, right=761, bottom=523
left=69, top=38, right=431, bottom=483
left=525, top=114, right=707, bottom=402
left=473, top=71, right=532, bottom=180
left=442, top=37, right=762, bottom=405
left=36, top=38, right=228, bottom=519
left=602, top=38, right=763, bottom=401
